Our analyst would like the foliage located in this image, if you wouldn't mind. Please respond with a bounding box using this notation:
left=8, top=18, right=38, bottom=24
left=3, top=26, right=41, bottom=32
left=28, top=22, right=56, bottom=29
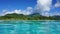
left=0, top=13, right=60, bottom=20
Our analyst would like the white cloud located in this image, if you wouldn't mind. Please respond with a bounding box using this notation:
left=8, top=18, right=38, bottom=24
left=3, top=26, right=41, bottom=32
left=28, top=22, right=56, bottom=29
left=49, top=11, right=60, bottom=16
left=2, top=7, right=33, bottom=16
left=1, top=0, right=60, bottom=16
left=37, top=0, right=52, bottom=11
left=36, top=0, right=52, bottom=16
left=53, top=11, right=60, bottom=15
left=0, top=10, right=9, bottom=16
left=23, top=7, right=33, bottom=15
left=4, top=10, right=22, bottom=14
left=55, top=1, right=60, bottom=7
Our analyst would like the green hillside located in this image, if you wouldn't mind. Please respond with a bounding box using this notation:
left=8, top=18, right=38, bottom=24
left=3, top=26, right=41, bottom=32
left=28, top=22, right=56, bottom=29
left=0, top=13, right=60, bottom=20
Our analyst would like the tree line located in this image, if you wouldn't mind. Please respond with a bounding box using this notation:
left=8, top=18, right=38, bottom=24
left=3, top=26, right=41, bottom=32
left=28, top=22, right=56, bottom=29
left=0, top=13, right=60, bottom=20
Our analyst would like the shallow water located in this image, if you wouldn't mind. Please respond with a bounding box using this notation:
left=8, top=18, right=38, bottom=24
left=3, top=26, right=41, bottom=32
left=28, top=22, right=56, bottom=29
left=0, top=20, right=60, bottom=34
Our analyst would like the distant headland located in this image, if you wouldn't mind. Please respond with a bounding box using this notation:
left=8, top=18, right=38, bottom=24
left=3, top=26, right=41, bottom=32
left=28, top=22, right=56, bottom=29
left=0, top=13, right=60, bottom=20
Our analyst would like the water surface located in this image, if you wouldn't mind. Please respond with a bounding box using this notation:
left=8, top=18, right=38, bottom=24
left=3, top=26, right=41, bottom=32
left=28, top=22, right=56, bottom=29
left=0, top=20, right=60, bottom=34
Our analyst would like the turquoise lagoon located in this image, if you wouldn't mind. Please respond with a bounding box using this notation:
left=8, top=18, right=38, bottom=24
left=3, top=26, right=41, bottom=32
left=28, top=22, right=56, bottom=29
left=0, top=20, right=60, bottom=34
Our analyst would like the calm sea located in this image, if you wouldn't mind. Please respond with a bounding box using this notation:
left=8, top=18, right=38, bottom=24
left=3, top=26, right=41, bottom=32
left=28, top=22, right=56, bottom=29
left=0, top=20, right=60, bottom=34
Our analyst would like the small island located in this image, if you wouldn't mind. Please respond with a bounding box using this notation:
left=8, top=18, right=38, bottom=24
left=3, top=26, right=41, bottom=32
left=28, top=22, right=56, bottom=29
left=0, top=13, right=60, bottom=20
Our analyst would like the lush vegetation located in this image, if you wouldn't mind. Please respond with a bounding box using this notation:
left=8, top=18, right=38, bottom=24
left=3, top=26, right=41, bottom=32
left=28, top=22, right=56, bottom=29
left=0, top=13, right=60, bottom=20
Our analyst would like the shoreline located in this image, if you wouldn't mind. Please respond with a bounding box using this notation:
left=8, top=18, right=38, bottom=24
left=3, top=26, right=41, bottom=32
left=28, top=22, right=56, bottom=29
left=0, top=20, right=60, bottom=21
left=0, top=20, right=60, bottom=24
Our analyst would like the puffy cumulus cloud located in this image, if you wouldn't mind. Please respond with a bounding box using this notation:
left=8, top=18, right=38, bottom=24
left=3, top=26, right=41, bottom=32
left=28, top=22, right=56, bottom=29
left=52, top=12, right=60, bottom=16
left=36, top=0, right=52, bottom=16
left=54, top=12, right=60, bottom=15
left=1, top=0, right=60, bottom=16
left=49, top=10, right=60, bottom=16
left=54, top=10, right=60, bottom=15
left=2, top=10, right=22, bottom=15
left=55, top=1, right=60, bottom=7
left=5, top=10, right=22, bottom=14
left=23, top=7, right=33, bottom=15
left=2, top=7, right=33, bottom=16
left=0, top=10, right=9, bottom=16
left=37, top=0, right=52, bottom=11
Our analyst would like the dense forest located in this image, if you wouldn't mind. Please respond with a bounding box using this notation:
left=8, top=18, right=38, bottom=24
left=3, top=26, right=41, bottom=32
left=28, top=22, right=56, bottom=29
left=0, top=13, right=60, bottom=20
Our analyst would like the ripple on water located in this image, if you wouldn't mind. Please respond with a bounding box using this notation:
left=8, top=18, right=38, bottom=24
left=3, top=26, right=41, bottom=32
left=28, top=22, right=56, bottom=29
left=0, top=20, right=60, bottom=34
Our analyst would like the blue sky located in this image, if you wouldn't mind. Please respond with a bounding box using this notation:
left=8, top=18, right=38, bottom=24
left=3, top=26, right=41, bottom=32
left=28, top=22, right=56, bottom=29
left=0, top=0, right=36, bottom=10
left=0, top=0, right=60, bottom=16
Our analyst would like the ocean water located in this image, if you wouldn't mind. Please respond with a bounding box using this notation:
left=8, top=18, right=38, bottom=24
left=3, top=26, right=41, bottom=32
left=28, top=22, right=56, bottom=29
left=0, top=20, right=60, bottom=34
